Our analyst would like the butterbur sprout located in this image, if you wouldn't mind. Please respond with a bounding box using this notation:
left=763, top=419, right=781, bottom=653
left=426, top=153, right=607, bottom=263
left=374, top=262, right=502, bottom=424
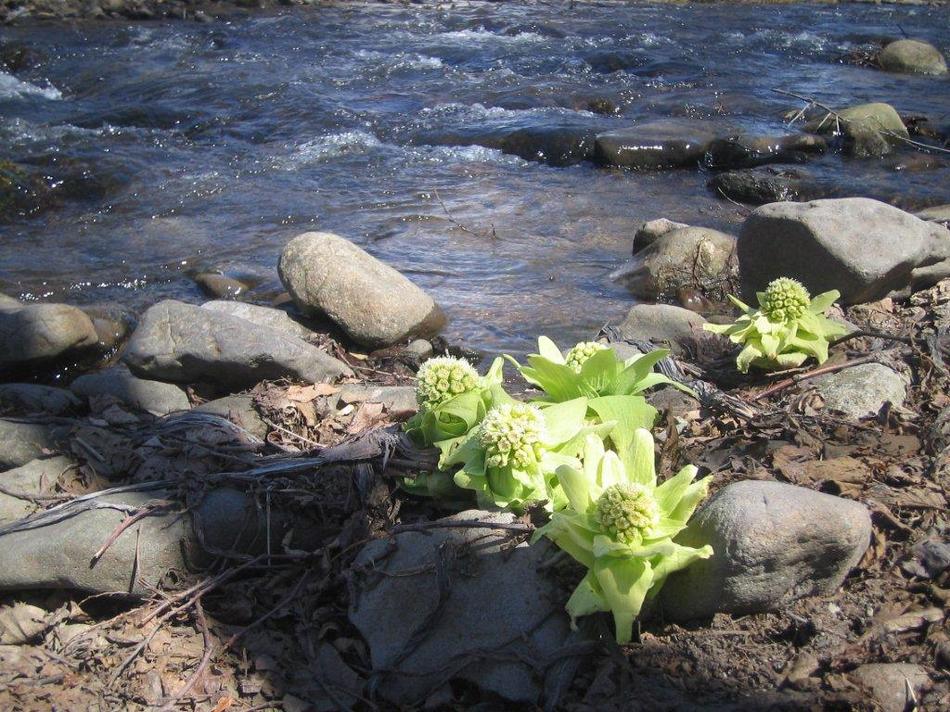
left=479, top=402, right=547, bottom=470
left=705, top=277, right=849, bottom=373
left=596, top=482, right=660, bottom=547
left=415, top=356, right=480, bottom=409
left=564, top=341, right=608, bottom=373
left=760, top=277, right=810, bottom=322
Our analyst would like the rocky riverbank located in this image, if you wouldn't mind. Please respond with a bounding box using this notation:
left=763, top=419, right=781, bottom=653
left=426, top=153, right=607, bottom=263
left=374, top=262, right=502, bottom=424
left=1, top=196, right=948, bottom=709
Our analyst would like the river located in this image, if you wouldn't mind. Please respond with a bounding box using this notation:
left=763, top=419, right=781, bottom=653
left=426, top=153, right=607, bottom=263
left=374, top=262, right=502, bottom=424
left=1, top=2, right=948, bottom=354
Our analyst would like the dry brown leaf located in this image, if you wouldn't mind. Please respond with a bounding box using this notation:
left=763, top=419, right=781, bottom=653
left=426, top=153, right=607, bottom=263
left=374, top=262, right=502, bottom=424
left=346, top=402, right=385, bottom=435
left=285, top=384, right=338, bottom=402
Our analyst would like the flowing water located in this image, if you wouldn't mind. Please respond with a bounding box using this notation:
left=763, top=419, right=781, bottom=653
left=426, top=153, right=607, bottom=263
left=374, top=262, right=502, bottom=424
left=1, top=2, right=948, bottom=354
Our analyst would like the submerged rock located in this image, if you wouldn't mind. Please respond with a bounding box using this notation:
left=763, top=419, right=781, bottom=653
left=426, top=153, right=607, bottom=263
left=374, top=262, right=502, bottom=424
left=0, top=302, right=99, bottom=371
left=709, top=167, right=820, bottom=205
left=915, top=204, right=950, bottom=227
left=415, top=122, right=599, bottom=167
left=878, top=39, right=947, bottom=76
left=738, top=198, right=950, bottom=304
left=813, top=363, right=907, bottom=419
left=614, top=304, right=707, bottom=356
left=279, top=232, right=446, bottom=349
left=70, top=365, right=191, bottom=416
left=349, top=510, right=571, bottom=705
left=703, top=133, right=826, bottom=170
left=659, top=481, right=871, bottom=621
left=193, top=272, right=249, bottom=300
left=612, top=226, right=737, bottom=301
left=123, top=300, right=352, bottom=390
left=595, top=120, right=716, bottom=169
left=632, top=218, right=689, bottom=254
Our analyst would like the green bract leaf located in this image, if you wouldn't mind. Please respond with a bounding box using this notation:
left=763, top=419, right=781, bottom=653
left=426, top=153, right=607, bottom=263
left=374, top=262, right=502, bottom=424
left=535, top=428, right=713, bottom=643
left=705, top=277, right=848, bottom=373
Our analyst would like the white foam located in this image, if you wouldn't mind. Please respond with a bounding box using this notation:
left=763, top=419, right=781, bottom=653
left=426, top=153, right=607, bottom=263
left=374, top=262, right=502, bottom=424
left=283, top=130, right=382, bottom=165
left=434, top=27, right=546, bottom=45
left=0, top=71, right=62, bottom=100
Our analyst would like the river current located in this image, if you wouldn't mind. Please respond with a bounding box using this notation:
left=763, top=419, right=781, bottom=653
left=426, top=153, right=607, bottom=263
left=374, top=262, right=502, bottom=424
left=1, top=2, right=948, bottom=354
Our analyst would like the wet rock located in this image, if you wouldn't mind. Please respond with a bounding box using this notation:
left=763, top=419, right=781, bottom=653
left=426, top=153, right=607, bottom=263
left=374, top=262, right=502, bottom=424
left=70, top=365, right=190, bottom=417
left=614, top=304, right=707, bottom=356
left=0, top=419, right=70, bottom=469
left=583, top=49, right=644, bottom=73
left=403, top=339, right=434, bottom=360
left=80, top=304, right=134, bottom=354
left=349, top=510, right=571, bottom=705
left=703, top=133, right=826, bottom=169
left=878, top=39, right=947, bottom=76
left=848, top=664, right=932, bottom=712
left=194, top=272, right=249, bottom=300
left=647, top=387, right=699, bottom=418
left=0, top=302, right=99, bottom=371
left=0, top=384, right=81, bottom=416
left=201, top=300, right=318, bottom=341
left=738, top=198, right=950, bottom=304
left=279, top=232, right=446, bottom=349
left=659, top=481, right=871, bottom=621
left=415, top=122, right=599, bottom=167
left=124, top=300, right=352, bottom=390
left=809, top=102, right=909, bottom=158
left=595, top=120, right=716, bottom=169
left=0, top=456, right=76, bottom=524
left=0, top=160, right=51, bottom=222
left=195, top=394, right=268, bottom=440
left=915, top=204, right=950, bottom=227
left=611, top=226, right=737, bottom=301
left=632, top=218, right=689, bottom=254
left=813, top=363, right=906, bottom=419
left=709, top=167, right=819, bottom=205
left=337, top=384, right=418, bottom=415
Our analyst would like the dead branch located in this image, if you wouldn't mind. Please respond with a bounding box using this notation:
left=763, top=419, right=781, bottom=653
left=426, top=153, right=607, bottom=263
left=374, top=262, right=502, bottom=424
left=749, top=354, right=878, bottom=402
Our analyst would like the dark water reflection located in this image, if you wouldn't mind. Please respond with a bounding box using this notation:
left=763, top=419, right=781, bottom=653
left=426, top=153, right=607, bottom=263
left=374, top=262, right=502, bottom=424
left=1, top=2, right=948, bottom=353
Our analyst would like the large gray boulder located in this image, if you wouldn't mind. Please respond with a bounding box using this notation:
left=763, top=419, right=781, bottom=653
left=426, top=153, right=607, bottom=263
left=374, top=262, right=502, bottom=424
left=0, top=383, right=81, bottom=415
left=878, top=39, right=947, bottom=76
left=659, top=481, right=871, bottom=621
left=70, top=365, right=191, bottom=416
left=0, top=302, right=99, bottom=369
left=614, top=303, right=707, bottom=356
left=612, top=226, right=737, bottom=300
left=0, top=487, right=282, bottom=597
left=123, top=300, right=351, bottom=390
left=738, top=198, right=950, bottom=304
left=349, top=510, right=572, bottom=705
left=201, top=300, right=319, bottom=341
left=813, top=363, right=907, bottom=419
left=595, top=120, right=716, bottom=169
left=278, top=232, right=446, bottom=349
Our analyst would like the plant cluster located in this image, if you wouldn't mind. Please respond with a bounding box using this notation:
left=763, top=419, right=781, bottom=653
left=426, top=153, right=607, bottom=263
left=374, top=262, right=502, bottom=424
left=704, top=277, right=849, bottom=373
left=404, top=337, right=712, bottom=643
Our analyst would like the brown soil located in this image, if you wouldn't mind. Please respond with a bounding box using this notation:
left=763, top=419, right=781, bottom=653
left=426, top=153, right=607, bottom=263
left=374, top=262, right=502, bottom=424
left=0, top=284, right=948, bottom=711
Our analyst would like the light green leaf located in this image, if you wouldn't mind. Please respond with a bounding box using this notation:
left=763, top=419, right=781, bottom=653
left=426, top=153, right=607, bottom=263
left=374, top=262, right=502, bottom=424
left=653, top=464, right=698, bottom=516
left=565, top=572, right=609, bottom=628
left=808, top=289, right=840, bottom=314
left=645, top=543, right=713, bottom=601
left=537, top=335, right=565, bottom=363
left=593, top=557, right=655, bottom=644
left=625, top=428, right=657, bottom=488
left=587, top=395, right=658, bottom=458
left=578, top=348, right=623, bottom=395
left=542, top=397, right=589, bottom=444
left=524, top=356, right=583, bottom=402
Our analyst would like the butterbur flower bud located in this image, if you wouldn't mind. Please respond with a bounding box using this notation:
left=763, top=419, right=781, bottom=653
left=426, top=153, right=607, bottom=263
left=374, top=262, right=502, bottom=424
left=479, top=402, right=546, bottom=470
left=761, top=277, right=810, bottom=322
left=596, top=483, right=660, bottom=545
left=564, top=341, right=607, bottom=373
left=416, top=356, right=479, bottom=409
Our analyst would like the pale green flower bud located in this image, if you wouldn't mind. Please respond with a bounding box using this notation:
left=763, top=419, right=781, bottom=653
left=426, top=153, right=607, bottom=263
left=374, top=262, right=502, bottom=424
left=416, top=356, right=480, bottom=409
left=564, top=341, right=608, bottom=373
left=761, top=277, right=810, bottom=322
left=479, top=402, right=546, bottom=470
left=596, top=483, right=660, bottom=545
